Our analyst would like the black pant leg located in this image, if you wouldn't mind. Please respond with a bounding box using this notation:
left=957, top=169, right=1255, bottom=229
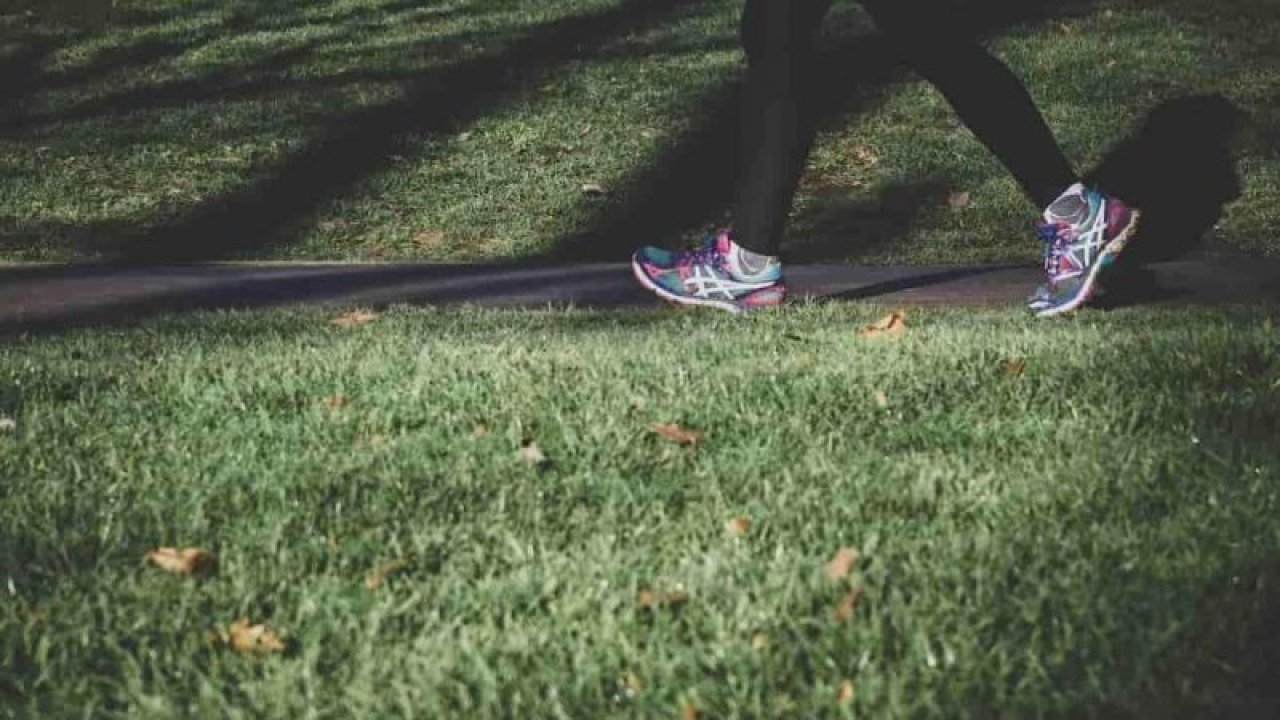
left=858, top=0, right=1078, bottom=208
left=731, top=0, right=833, bottom=256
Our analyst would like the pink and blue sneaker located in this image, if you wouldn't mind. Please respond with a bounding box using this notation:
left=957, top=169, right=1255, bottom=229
left=631, top=231, right=786, bottom=313
left=1031, top=184, right=1142, bottom=317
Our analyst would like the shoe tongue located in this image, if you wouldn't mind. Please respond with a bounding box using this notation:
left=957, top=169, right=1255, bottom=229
left=714, top=230, right=734, bottom=255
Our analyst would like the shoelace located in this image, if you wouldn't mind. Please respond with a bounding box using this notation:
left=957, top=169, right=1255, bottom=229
left=1036, top=222, right=1071, bottom=282
left=684, top=235, right=726, bottom=269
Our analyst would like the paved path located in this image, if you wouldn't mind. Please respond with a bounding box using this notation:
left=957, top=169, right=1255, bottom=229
left=2, top=254, right=1278, bottom=335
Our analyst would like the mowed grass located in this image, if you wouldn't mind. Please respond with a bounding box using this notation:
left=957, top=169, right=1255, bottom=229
left=2, top=305, right=1279, bottom=718
left=1, top=0, right=1279, bottom=263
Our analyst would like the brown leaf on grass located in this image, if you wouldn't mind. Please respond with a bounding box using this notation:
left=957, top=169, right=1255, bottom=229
left=580, top=182, right=607, bottom=197
left=836, top=679, right=856, bottom=705
left=517, top=440, right=548, bottom=465
left=471, top=424, right=492, bottom=438
left=412, top=230, right=446, bottom=249
left=651, top=422, right=703, bottom=447
left=331, top=309, right=380, bottom=327
left=622, top=671, right=642, bottom=696
left=751, top=632, right=769, bottom=651
left=637, top=587, right=689, bottom=610
left=365, top=558, right=411, bottom=590
left=824, top=547, right=860, bottom=582
left=219, top=618, right=285, bottom=655
left=725, top=515, right=752, bottom=536
left=1000, top=359, right=1027, bottom=377
left=853, top=145, right=879, bottom=167
left=834, top=587, right=863, bottom=623
left=873, top=390, right=889, bottom=408
left=145, top=547, right=216, bottom=577
left=322, top=394, right=350, bottom=410
left=948, top=191, right=972, bottom=209
left=682, top=700, right=700, bottom=720
left=858, top=312, right=907, bottom=338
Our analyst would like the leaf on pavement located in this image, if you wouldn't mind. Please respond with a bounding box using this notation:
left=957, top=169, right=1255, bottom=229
left=365, top=558, right=411, bottom=590
left=651, top=422, right=703, bottom=447
left=330, top=309, right=380, bottom=327
left=145, top=547, right=216, bottom=577
left=219, top=618, right=285, bottom=655
left=858, top=312, right=907, bottom=338
left=824, top=547, right=860, bottom=582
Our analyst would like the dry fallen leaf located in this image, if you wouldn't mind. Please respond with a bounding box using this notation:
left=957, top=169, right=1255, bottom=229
left=948, top=191, right=972, bottom=209
left=322, top=394, right=350, bottom=410
left=331, top=309, right=380, bottom=327
left=651, top=422, right=704, bottom=447
left=637, top=587, right=688, bottom=610
left=824, top=547, right=860, bottom=582
left=836, top=679, right=856, bottom=705
left=0, top=417, right=15, bottom=432
left=580, top=182, right=607, bottom=197
left=725, top=515, right=752, bottom=536
left=858, top=312, right=907, bottom=338
left=517, top=440, right=548, bottom=465
left=1000, top=359, right=1027, bottom=377
left=834, top=587, right=862, bottom=622
left=365, top=558, right=411, bottom=590
left=682, top=700, right=700, bottom=720
left=471, top=424, right=492, bottom=438
left=221, top=618, right=285, bottom=655
left=873, top=390, right=889, bottom=408
left=751, top=632, right=769, bottom=651
left=623, top=671, right=642, bottom=696
left=412, top=230, right=445, bottom=249
left=145, top=547, right=216, bottom=576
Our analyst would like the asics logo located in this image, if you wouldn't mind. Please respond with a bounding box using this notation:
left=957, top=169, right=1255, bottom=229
left=683, top=265, right=774, bottom=300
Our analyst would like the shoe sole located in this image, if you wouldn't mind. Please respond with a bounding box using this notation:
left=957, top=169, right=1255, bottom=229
left=1035, top=209, right=1142, bottom=319
left=630, top=255, right=775, bottom=314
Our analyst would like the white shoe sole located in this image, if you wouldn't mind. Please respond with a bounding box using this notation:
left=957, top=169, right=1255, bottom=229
left=630, top=255, right=750, bottom=314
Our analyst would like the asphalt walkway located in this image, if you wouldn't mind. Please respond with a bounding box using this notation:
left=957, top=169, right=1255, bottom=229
left=2, top=253, right=1278, bottom=336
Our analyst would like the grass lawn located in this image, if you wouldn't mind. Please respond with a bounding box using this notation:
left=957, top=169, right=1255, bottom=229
left=3, top=304, right=1279, bottom=717
left=1, top=0, right=1278, bottom=263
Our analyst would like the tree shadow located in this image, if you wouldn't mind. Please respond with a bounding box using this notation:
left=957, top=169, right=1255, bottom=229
left=55, top=0, right=694, bottom=262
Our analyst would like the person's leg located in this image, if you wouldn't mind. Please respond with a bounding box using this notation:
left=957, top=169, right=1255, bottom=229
left=857, top=0, right=1077, bottom=208
left=629, top=0, right=831, bottom=313
left=860, top=0, right=1140, bottom=316
left=731, top=0, right=834, bottom=258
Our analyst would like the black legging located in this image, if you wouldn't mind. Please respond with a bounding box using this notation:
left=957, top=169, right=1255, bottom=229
left=733, top=0, right=1079, bottom=256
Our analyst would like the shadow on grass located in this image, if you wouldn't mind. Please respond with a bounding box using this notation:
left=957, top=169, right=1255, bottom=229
left=545, top=0, right=1103, bottom=262
left=1, top=0, right=701, bottom=262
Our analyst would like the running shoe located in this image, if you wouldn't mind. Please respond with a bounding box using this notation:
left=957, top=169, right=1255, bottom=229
left=1033, top=184, right=1141, bottom=317
left=631, top=231, right=785, bottom=313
